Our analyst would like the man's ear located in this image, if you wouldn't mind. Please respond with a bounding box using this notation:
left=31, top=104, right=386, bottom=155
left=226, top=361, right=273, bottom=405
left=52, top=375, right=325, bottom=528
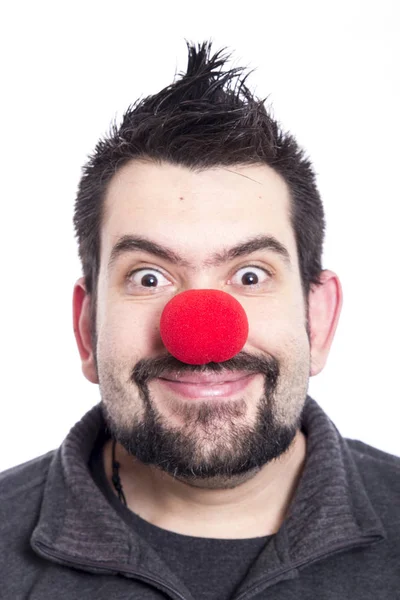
left=73, top=277, right=99, bottom=384
left=308, top=270, right=343, bottom=376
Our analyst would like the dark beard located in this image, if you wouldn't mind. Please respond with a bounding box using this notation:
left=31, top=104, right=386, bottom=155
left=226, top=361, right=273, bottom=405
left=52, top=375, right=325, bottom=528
left=101, top=351, right=303, bottom=483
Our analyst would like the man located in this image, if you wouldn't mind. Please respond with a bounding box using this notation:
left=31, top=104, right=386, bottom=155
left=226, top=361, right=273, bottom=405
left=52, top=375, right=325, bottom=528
left=1, top=41, right=399, bottom=600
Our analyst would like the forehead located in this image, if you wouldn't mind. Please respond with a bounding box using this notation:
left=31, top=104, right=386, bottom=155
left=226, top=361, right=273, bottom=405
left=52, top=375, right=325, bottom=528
left=101, top=160, right=298, bottom=269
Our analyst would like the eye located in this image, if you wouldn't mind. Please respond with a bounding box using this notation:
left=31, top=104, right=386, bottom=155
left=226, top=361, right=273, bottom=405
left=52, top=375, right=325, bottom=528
left=127, top=268, right=171, bottom=292
left=229, top=266, right=272, bottom=287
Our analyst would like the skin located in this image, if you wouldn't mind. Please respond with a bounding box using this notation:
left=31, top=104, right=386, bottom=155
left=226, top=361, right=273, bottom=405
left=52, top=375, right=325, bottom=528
left=73, top=160, right=342, bottom=539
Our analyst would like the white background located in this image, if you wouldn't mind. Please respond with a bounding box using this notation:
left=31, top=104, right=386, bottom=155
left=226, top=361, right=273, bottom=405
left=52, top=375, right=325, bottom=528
left=0, top=0, right=399, bottom=471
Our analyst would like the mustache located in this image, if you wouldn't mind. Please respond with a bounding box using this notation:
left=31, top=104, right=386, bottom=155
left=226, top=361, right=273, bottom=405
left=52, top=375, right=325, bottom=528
left=132, top=351, right=280, bottom=388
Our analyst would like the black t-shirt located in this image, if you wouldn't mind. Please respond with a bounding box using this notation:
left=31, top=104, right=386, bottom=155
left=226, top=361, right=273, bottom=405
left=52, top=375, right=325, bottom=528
left=89, top=434, right=274, bottom=600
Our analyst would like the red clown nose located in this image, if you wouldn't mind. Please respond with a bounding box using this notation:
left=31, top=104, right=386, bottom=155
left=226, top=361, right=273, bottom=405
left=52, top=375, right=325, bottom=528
left=160, top=289, right=249, bottom=365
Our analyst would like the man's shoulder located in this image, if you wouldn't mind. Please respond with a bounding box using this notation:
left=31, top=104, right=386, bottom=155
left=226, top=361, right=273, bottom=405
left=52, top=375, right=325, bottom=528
left=345, top=437, right=400, bottom=501
left=0, top=451, right=56, bottom=558
left=346, top=437, right=400, bottom=468
left=0, top=450, right=56, bottom=504
left=0, top=451, right=60, bottom=594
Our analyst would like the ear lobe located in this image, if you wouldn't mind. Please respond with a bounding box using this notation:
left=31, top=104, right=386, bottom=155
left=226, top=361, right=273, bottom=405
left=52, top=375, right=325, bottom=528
left=73, top=277, right=99, bottom=384
left=308, top=270, right=343, bottom=376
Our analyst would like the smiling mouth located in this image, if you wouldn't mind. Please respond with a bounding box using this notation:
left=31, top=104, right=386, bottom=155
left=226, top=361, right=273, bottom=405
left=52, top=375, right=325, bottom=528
left=156, top=373, right=256, bottom=399
left=158, top=371, right=253, bottom=384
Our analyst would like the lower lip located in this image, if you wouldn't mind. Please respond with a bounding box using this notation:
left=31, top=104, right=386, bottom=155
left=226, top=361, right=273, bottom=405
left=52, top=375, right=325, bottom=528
left=156, top=374, right=256, bottom=399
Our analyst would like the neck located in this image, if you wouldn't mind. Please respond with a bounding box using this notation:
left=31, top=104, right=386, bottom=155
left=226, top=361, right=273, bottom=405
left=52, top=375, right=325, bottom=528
left=103, top=430, right=307, bottom=539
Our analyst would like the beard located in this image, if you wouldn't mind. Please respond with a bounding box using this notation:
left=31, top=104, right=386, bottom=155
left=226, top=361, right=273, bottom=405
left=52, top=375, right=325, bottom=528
left=99, top=349, right=310, bottom=489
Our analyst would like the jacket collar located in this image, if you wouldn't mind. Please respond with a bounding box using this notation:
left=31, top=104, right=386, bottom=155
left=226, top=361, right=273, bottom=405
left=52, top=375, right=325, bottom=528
left=31, top=396, right=386, bottom=591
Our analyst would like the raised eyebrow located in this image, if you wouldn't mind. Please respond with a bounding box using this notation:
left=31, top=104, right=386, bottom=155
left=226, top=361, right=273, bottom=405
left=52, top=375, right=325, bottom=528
left=207, top=235, right=291, bottom=268
left=107, top=234, right=292, bottom=272
left=108, top=235, right=192, bottom=271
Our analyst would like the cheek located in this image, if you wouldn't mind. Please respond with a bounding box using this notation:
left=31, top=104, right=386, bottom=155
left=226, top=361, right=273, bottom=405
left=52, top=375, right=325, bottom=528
left=97, top=301, right=165, bottom=360
left=246, top=295, right=308, bottom=353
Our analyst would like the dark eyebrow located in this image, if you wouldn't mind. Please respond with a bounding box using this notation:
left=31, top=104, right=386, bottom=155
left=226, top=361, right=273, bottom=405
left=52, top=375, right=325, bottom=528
left=108, top=234, right=291, bottom=272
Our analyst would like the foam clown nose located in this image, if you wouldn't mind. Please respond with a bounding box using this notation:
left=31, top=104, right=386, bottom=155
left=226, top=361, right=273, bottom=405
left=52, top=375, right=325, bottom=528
left=160, top=289, right=249, bottom=365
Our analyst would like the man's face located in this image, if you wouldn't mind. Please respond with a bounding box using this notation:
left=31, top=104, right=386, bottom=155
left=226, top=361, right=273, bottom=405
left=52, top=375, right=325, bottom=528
left=95, top=160, right=310, bottom=488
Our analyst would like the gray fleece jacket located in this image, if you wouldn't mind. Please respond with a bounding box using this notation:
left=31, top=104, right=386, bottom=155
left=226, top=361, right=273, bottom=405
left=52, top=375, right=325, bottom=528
left=1, top=396, right=400, bottom=599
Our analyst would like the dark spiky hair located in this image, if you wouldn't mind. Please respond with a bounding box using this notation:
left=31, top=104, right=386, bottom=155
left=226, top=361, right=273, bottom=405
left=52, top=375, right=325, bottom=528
left=73, top=40, right=325, bottom=337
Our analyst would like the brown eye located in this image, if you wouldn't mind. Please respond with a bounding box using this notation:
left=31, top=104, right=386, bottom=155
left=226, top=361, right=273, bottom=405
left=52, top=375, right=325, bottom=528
left=127, top=268, right=171, bottom=292
left=241, top=271, right=259, bottom=285
left=230, top=266, right=271, bottom=287
left=141, top=273, right=158, bottom=287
